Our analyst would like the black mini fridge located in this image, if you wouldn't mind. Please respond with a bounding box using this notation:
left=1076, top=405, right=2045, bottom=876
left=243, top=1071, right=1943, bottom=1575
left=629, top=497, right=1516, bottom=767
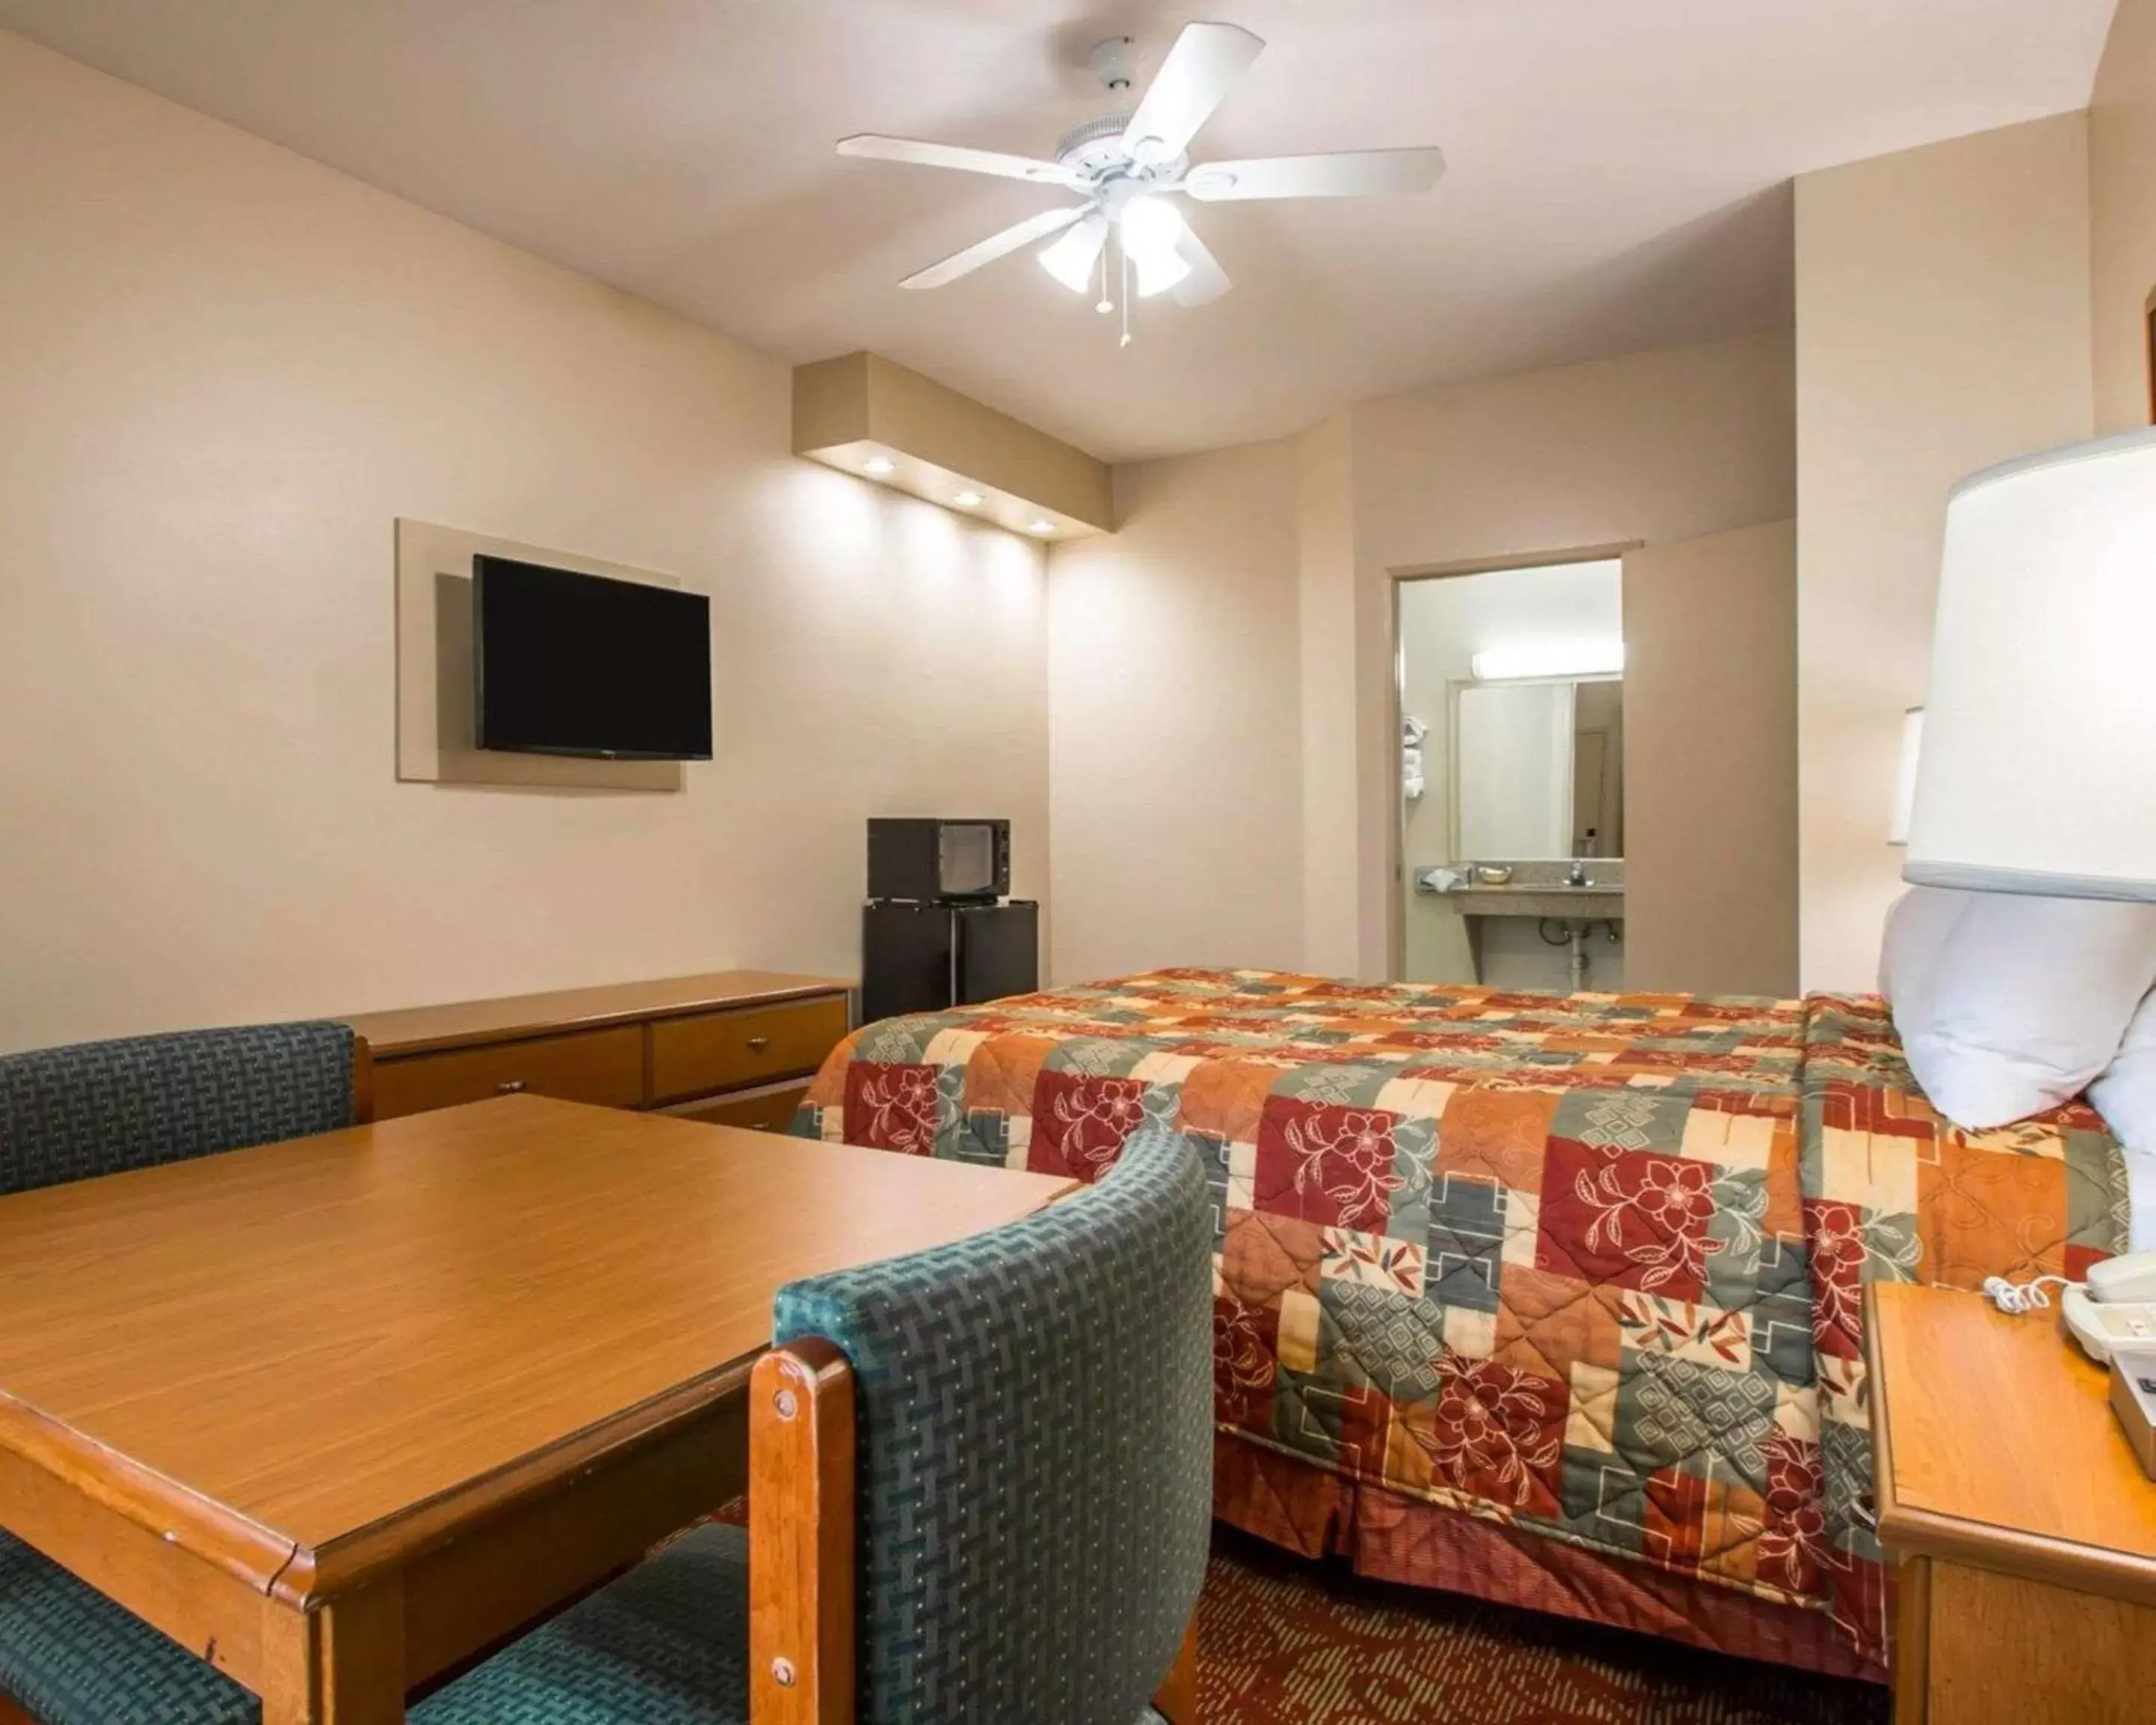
left=862, top=899, right=1039, bottom=1022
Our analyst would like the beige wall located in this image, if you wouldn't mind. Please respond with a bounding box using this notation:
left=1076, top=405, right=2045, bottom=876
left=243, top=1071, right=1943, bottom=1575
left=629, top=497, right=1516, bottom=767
left=1047, top=332, right=1797, bottom=987
left=1346, top=332, right=1800, bottom=979
left=1046, top=440, right=1305, bottom=982
left=1294, top=413, right=1362, bottom=979
left=1793, top=113, right=2095, bottom=994
left=1623, top=521, right=1798, bottom=997
left=2094, top=0, right=2156, bottom=433
left=0, top=32, right=1050, bottom=1051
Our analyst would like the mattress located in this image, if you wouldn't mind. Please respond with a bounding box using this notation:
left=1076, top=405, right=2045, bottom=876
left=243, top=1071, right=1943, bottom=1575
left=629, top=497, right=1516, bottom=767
left=794, top=970, right=2126, bottom=1672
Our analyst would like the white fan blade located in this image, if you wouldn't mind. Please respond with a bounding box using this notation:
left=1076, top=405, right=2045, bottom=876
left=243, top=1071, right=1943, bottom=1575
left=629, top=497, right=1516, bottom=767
left=1172, top=226, right=1231, bottom=308
left=1121, top=22, right=1265, bottom=165
left=838, top=134, right=1076, bottom=188
left=901, top=206, right=1088, bottom=290
left=1184, top=147, right=1447, bottom=201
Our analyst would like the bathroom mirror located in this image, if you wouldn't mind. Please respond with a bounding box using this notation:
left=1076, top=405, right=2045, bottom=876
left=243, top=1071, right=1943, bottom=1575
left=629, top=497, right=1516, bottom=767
left=1449, top=674, right=1624, bottom=860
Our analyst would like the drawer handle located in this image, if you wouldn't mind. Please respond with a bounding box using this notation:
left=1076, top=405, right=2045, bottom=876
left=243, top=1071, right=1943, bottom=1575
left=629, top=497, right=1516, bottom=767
left=746, top=1036, right=770, bottom=1053
left=496, top=1080, right=528, bottom=1095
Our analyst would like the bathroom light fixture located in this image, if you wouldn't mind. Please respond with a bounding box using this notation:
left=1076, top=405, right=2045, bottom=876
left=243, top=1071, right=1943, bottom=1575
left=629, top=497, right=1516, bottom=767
left=1470, top=640, right=1624, bottom=682
left=862, top=454, right=895, bottom=475
left=1028, top=519, right=1056, bottom=535
left=954, top=490, right=984, bottom=508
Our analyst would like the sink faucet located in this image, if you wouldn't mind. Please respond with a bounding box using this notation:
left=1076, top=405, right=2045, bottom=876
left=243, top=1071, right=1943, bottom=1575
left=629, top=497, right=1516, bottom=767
left=1566, top=860, right=1589, bottom=887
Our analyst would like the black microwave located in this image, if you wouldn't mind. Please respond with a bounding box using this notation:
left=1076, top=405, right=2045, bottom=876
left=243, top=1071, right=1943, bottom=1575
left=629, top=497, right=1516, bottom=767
left=867, top=818, right=1011, bottom=903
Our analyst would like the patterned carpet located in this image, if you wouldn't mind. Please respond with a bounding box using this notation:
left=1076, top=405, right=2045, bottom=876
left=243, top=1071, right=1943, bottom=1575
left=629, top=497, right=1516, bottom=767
left=1194, top=1530, right=1889, bottom=1725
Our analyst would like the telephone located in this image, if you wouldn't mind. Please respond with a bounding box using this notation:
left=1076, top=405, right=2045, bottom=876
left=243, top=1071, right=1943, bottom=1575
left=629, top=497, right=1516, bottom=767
left=1984, top=1252, right=2156, bottom=1363
left=1975, top=1250, right=2156, bottom=1363
left=2065, top=1253, right=2156, bottom=1363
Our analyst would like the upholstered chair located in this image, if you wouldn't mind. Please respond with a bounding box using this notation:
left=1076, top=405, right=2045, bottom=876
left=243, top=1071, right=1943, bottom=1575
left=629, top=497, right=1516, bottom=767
left=413, top=1124, right=1214, bottom=1725
left=0, top=1022, right=362, bottom=1725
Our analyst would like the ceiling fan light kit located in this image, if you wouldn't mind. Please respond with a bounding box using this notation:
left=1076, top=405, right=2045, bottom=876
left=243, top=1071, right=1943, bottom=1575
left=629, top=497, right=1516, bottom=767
left=835, top=21, right=1446, bottom=344
left=1038, top=212, right=1108, bottom=293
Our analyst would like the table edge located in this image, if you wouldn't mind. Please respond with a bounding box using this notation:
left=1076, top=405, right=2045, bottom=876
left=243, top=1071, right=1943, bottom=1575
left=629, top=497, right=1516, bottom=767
left=278, top=1350, right=764, bottom=1602
left=0, top=1391, right=298, bottom=1592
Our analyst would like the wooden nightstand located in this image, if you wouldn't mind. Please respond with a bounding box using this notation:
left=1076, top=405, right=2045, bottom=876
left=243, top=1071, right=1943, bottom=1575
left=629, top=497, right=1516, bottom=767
left=1867, top=1283, right=2156, bottom=1724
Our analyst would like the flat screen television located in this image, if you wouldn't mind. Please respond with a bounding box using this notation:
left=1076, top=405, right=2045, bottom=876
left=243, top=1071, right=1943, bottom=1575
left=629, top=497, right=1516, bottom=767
left=473, top=556, right=713, bottom=761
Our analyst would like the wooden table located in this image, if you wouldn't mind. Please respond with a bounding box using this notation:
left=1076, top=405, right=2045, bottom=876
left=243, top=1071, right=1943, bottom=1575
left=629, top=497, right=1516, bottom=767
left=1867, top=1283, right=2156, bottom=1725
left=0, top=1096, right=1075, bottom=1724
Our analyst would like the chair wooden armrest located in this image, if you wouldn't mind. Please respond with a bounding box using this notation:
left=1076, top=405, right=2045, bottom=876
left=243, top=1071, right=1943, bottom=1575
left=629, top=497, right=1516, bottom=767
left=750, top=1339, right=856, bottom=1725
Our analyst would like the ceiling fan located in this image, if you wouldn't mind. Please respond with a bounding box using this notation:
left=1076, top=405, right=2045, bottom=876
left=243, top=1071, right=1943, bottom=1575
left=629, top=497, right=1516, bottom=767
left=835, top=22, right=1446, bottom=338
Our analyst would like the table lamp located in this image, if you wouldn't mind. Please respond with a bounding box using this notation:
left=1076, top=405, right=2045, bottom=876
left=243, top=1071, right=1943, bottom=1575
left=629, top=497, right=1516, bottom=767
left=1904, top=427, right=2156, bottom=900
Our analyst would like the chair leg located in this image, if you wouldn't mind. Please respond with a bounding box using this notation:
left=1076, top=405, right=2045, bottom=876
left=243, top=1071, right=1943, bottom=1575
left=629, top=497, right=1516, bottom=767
left=1151, top=1615, right=1199, bottom=1724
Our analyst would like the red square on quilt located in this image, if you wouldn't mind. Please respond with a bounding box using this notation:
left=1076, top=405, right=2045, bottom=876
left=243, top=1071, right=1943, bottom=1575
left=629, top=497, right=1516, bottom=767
left=1254, top=1097, right=1404, bottom=1232
left=1030, top=1069, right=1150, bottom=1182
left=841, top=1060, right=940, bottom=1155
left=1402, top=1354, right=1567, bottom=1518
left=1535, top=1137, right=1720, bottom=1302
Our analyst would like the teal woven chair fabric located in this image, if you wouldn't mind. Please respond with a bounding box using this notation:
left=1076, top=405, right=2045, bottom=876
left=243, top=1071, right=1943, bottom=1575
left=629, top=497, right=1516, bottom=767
left=0, top=1539, right=258, bottom=1725
left=773, top=1124, right=1213, bottom=1725
left=411, top=1523, right=753, bottom=1724
left=409, top=1526, right=1174, bottom=1725
left=415, top=1127, right=1212, bottom=1725
left=0, top=1020, right=356, bottom=1725
left=0, top=1020, right=358, bottom=1197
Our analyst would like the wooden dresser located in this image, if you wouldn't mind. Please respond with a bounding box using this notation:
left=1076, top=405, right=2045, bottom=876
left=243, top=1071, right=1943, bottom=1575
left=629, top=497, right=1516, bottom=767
left=1868, top=1283, right=2156, bottom=1725
left=343, top=970, right=854, bottom=1132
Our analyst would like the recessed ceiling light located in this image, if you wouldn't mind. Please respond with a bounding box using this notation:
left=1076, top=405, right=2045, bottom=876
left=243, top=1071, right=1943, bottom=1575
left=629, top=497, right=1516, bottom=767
left=954, top=490, right=984, bottom=508
left=863, top=455, right=895, bottom=476
left=1028, top=520, right=1056, bottom=535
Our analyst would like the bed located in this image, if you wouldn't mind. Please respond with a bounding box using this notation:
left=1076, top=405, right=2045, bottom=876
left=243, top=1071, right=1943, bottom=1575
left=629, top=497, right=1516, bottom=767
left=792, top=970, right=2126, bottom=1679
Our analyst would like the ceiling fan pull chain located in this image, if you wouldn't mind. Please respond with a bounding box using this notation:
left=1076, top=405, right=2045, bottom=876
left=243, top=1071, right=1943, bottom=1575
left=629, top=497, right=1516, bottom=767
left=1121, top=240, right=1133, bottom=348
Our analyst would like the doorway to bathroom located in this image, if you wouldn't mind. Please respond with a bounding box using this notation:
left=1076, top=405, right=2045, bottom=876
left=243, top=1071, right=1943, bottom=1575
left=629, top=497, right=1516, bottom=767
left=1394, top=555, right=1627, bottom=989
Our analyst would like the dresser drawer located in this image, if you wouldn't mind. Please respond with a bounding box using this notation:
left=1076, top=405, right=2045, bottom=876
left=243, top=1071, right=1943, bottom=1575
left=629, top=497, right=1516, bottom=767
left=372, top=1026, right=647, bottom=1120
left=663, top=1082, right=811, bottom=1135
left=649, top=996, right=848, bottom=1104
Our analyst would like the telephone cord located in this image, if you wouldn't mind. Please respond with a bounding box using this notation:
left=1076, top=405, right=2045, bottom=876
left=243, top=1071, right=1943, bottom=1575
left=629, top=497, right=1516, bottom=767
left=1981, top=1274, right=2074, bottom=1315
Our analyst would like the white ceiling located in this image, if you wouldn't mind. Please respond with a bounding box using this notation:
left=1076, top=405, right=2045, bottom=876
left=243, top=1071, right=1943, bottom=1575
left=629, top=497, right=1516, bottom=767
left=0, top=1, right=2117, bottom=460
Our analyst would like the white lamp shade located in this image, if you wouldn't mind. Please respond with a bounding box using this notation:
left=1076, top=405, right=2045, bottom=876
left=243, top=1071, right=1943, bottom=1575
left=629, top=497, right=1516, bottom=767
left=1121, top=195, right=1193, bottom=298
left=1887, top=707, right=1922, bottom=846
left=1038, top=213, right=1107, bottom=293
left=1906, top=427, right=2156, bottom=898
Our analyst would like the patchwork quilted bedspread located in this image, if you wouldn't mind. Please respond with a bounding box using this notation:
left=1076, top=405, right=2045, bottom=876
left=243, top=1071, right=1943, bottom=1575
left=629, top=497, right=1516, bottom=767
left=793, top=970, right=2125, bottom=1667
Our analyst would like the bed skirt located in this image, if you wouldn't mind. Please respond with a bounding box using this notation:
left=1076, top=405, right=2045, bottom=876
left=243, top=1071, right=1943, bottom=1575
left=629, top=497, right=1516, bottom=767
left=1212, top=1434, right=1888, bottom=1686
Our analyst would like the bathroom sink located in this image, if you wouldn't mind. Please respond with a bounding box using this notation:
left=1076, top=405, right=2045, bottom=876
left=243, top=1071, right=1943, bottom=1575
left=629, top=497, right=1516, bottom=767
left=1415, top=864, right=1625, bottom=922
left=1447, top=882, right=1624, bottom=920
